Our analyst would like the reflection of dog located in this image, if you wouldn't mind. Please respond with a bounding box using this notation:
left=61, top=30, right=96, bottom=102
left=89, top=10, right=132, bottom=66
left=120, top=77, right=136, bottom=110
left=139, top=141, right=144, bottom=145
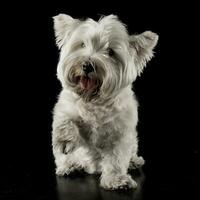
left=52, top=14, right=158, bottom=190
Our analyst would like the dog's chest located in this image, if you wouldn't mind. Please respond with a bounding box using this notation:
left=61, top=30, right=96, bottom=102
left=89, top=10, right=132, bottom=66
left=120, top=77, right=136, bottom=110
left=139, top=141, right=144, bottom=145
left=75, top=118, right=120, bottom=149
left=74, top=104, right=120, bottom=148
left=76, top=101, right=117, bottom=127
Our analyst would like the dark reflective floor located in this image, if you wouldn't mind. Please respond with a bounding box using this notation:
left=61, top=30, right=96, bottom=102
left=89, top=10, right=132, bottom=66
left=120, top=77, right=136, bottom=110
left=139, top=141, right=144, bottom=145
left=56, top=170, right=145, bottom=200
left=1, top=153, right=199, bottom=200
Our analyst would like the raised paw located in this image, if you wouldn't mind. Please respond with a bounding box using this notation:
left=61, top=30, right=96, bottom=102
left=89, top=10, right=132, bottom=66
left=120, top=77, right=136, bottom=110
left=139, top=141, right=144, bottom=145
left=100, top=174, right=137, bottom=190
left=129, top=156, right=145, bottom=170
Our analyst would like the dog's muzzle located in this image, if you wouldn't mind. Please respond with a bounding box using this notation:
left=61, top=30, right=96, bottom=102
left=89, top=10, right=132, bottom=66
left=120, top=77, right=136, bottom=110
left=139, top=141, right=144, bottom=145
left=72, top=62, right=99, bottom=91
left=82, top=62, right=94, bottom=75
left=74, top=62, right=97, bottom=90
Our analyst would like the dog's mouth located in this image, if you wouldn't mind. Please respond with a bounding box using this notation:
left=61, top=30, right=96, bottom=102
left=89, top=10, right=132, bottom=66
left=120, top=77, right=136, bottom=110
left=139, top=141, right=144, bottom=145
left=75, top=76, right=99, bottom=91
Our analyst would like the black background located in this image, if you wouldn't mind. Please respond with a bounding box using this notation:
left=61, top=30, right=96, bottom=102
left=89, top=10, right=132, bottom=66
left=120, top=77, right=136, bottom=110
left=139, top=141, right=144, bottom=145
left=1, top=1, right=199, bottom=200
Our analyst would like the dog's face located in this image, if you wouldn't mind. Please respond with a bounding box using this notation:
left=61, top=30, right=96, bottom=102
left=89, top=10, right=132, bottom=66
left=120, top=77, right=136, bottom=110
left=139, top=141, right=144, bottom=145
left=53, top=14, right=158, bottom=102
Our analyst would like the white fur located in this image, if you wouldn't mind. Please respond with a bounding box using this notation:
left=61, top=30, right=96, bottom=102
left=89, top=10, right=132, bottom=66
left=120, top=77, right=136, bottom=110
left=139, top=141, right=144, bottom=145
left=52, top=14, right=158, bottom=190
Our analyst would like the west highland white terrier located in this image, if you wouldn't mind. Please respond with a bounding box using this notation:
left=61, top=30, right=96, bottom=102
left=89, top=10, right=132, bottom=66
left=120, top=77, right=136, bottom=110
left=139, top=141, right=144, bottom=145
left=52, top=14, right=158, bottom=190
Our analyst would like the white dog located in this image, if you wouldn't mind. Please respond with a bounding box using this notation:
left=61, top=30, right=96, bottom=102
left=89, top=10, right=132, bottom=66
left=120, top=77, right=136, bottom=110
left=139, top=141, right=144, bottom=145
left=52, top=14, right=158, bottom=190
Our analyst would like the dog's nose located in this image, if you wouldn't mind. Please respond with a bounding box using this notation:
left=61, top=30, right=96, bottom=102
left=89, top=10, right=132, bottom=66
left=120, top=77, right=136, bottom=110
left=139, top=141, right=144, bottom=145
left=82, top=63, right=94, bottom=74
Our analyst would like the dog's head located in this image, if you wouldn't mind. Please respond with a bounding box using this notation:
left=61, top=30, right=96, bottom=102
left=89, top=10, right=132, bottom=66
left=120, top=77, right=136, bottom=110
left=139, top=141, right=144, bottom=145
left=53, top=14, right=158, bottom=102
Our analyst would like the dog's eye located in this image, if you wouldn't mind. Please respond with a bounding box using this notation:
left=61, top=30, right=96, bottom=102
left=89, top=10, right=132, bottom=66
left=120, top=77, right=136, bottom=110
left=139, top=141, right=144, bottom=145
left=108, top=48, right=115, bottom=56
left=81, top=42, right=85, bottom=48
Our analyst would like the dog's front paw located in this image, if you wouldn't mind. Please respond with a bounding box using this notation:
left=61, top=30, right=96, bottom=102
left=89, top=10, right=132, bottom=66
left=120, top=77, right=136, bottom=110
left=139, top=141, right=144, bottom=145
left=100, top=174, right=137, bottom=190
left=129, top=156, right=145, bottom=170
left=56, top=163, right=80, bottom=176
left=56, top=166, right=67, bottom=176
left=55, top=164, right=73, bottom=176
left=55, top=155, right=78, bottom=176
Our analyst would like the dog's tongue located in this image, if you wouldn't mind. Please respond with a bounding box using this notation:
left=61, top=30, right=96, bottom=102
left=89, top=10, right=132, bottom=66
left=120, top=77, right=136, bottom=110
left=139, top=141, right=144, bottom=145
left=80, top=76, right=96, bottom=90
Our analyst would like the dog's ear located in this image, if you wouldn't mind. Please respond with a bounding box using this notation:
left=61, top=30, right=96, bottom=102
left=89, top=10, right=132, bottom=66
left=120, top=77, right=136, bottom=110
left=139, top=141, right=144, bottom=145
left=53, top=14, right=77, bottom=49
left=129, top=31, right=158, bottom=76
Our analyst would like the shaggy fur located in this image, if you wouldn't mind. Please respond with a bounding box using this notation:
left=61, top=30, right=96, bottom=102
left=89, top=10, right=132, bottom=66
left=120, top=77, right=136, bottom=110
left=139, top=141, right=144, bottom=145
left=52, top=14, right=158, bottom=190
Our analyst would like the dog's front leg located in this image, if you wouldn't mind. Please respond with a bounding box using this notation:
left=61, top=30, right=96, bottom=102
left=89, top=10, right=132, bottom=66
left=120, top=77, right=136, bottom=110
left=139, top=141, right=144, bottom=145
left=99, top=140, right=137, bottom=190
left=52, top=119, right=81, bottom=176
